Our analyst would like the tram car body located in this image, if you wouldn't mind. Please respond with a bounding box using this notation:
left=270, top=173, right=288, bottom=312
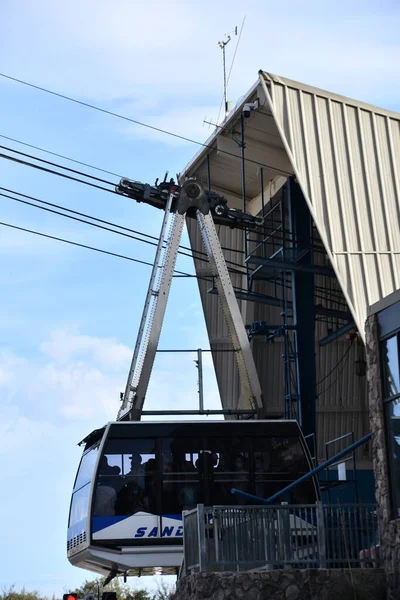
left=67, top=420, right=319, bottom=576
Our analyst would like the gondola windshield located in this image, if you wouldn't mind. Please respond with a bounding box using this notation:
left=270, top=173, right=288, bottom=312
left=69, top=445, right=99, bottom=528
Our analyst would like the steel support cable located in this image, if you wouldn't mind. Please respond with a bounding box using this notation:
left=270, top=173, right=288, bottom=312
left=0, top=220, right=213, bottom=282
left=0, top=140, right=294, bottom=246
left=0, top=188, right=249, bottom=276
left=0, top=182, right=244, bottom=265
left=0, top=215, right=339, bottom=313
left=316, top=350, right=353, bottom=396
left=0, top=151, right=260, bottom=270
left=0, top=151, right=116, bottom=194
left=0, top=143, right=116, bottom=186
left=0, top=133, right=123, bottom=179
left=0, top=144, right=313, bottom=245
left=316, top=339, right=355, bottom=391
left=1, top=140, right=305, bottom=255
left=252, top=272, right=348, bottom=308
left=0, top=186, right=157, bottom=242
left=0, top=72, right=292, bottom=176
left=0, top=145, right=329, bottom=271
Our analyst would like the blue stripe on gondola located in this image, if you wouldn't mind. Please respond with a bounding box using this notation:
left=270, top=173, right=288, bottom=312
left=92, top=513, right=182, bottom=534
left=92, top=516, right=130, bottom=533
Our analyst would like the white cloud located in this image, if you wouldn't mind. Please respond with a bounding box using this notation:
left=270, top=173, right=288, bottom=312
left=1, top=327, right=221, bottom=425
left=0, top=0, right=213, bottom=100
left=40, top=328, right=132, bottom=369
left=0, top=405, right=55, bottom=458
left=0, top=349, right=25, bottom=387
left=144, top=350, right=222, bottom=419
left=0, top=330, right=129, bottom=423
left=121, top=104, right=219, bottom=146
left=2, top=0, right=399, bottom=146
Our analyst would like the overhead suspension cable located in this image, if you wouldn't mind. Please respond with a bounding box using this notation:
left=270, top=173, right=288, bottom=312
left=0, top=167, right=341, bottom=305
left=0, top=187, right=248, bottom=275
left=0, top=151, right=116, bottom=194
left=0, top=144, right=316, bottom=246
left=0, top=149, right=304, bottom=248
left=0, top=220, right=212, bottom=282
left=0, top=133, right=123, bottom=179
left=0, top=138, right=329, bottom=261
left=0, top=185, right=154, bottom=238
left=0, top=144, right=330, bottom=270
left=0, top=139, right=246, bottom=256
left=316, top=339, right=355, bottom=390
left=0, top=71, right=292, bottom=176
left=0, top=144, right=116, bottom=186
left=0, top=147, right=278, bottom=266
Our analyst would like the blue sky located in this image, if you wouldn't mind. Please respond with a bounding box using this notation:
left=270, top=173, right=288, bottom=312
left=0, top=0, right=399, bottom=596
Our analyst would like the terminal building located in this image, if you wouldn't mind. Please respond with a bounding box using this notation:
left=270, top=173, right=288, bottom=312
left=181, top=70, right=400, bottom=590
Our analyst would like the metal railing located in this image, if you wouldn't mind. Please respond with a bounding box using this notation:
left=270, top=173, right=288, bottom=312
left=182, top=503, right=379, bottom=574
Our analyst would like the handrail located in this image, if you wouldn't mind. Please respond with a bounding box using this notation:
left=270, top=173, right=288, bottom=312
left=231, top=433, right=371, bottom=505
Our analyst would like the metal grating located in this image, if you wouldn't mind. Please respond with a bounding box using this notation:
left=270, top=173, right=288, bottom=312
left=67, top=531, right=87, bottom=553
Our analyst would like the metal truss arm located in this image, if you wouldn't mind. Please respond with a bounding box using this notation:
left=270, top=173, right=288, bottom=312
left=118, top=179, right=264, bottom=421
left=118, top=197, right=185, bottom=420
left=197, top=211, right=264, bottom=412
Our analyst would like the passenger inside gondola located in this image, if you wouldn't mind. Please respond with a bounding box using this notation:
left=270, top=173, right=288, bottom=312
left=144, top=458, right=158, bottom=513
left=115, top=451, right=152, bottom=515
left=126, top=453, right=145, bottom=487
left=99, top=455, right=121, bottom=476
left=213, top=453, right=232, bottom=504
left=94, top=456, right=120, bottom=516
left=163, top=449, right=197, bottom=512
left=176, top=452, right=198, bottom=510
left=231, top=452, right=249, bottom=501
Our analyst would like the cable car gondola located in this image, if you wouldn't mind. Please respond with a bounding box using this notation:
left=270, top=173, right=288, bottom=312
left=67, top=420, right=320, bottom=576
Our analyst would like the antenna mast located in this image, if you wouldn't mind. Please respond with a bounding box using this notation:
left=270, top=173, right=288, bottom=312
left=218, top=26, right=237, bottom=116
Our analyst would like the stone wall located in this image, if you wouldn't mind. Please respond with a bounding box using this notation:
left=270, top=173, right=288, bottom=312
left=365, top=314, right=400, bottom=598
left=171, top=569, right=385, bottom=600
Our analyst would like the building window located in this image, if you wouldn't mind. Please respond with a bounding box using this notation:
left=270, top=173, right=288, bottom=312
left=386, top=398, right=400, bottom=517
left=382, top=333, right=400, bottom=517
left=382, top=335, right=400, bottom=397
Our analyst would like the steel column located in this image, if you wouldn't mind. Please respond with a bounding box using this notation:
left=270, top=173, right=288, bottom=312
left=288, top=178, right=317, bottom=439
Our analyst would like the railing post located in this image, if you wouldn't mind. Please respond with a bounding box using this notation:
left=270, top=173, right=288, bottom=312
left=197, top=504, right=207, bottom=572
left=182, top=510, right=187, bottom=577
left=316, top=501, right=327, bottom=568
left=277, top=503, right=291, bottom=565
left=213, top=509, right=220, bottom=564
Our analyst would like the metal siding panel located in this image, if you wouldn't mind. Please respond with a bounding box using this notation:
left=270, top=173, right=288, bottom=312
left=313, top=94, right=340, bottom=251
left=329, top=101, right=360, bottom=253
left=272, top=82, right=287, bottom=147
left=328, top=101, right=364, bottom=318
left=287, top=87, right=309, bottom=198
left=298, top=92, right=323, bottom=220
left=265, top=75, right=400, bottom=339
left=343, top=104, right=381, bottom=310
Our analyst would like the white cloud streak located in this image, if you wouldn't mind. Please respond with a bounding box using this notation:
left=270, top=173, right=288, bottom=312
left=1, top=0, right=399, bottom=145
